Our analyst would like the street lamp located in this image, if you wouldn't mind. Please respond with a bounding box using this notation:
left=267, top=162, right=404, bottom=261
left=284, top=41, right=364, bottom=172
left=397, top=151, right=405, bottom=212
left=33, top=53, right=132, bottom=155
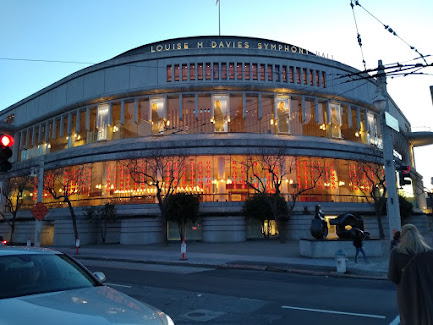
left=373, top=60, right=401, bottom=239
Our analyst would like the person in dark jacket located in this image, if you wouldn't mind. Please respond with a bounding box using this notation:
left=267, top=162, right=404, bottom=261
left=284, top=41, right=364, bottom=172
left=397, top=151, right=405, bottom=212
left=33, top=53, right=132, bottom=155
left=353, top=230, right=368, bottom=263
left=388, top=224, right=433, bottom=325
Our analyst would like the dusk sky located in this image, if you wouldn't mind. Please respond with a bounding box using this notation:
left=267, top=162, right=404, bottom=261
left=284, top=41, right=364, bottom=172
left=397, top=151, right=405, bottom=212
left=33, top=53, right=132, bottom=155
left=1, top=0, right=432, bottom=189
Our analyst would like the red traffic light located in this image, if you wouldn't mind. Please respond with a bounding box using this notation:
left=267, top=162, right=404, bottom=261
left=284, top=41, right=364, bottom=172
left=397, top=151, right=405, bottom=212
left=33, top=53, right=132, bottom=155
left=0, top=134, right=14, bottom=147
left=399, top=165, right=410, bottom=175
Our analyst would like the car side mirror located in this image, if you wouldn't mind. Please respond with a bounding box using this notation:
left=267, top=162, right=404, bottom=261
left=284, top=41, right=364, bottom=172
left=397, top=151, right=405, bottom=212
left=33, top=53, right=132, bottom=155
left=93, top=271, right=106, bottom=283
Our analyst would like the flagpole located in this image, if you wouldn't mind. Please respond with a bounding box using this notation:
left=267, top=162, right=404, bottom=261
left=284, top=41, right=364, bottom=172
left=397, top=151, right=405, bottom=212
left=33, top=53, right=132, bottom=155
left=217, top=0, right=221, bottom=36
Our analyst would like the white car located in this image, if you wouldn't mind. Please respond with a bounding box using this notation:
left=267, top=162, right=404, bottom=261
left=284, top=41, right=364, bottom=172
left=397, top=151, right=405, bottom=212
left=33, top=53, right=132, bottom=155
left=0, top=246, right=174, bottom=324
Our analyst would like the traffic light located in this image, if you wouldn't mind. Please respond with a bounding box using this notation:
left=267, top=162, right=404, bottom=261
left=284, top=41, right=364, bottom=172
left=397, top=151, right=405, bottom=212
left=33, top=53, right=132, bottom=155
left=0, top=134, right=14, bottom=172
left=398, top=165, right=411, bottom=187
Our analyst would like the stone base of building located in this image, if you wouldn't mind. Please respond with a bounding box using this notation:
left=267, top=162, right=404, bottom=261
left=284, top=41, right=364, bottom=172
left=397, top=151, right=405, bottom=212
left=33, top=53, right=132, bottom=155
left=202, top=216, right=246, bottom=242
left=120, top=218, right=162, bottom=245
left=299, top=238, right=388, bottom=258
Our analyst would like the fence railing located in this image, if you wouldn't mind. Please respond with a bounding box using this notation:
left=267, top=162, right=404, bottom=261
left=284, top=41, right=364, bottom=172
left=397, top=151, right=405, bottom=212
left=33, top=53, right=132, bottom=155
left=19, top=192, right=369, bottom=211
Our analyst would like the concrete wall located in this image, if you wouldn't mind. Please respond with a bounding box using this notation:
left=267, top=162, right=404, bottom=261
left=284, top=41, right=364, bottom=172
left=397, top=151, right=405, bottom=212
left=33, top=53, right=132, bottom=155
left=3, top=200, right=431, bottom=245
left=120, top=218, right=163, bottom=245
left=52, top=219, right=98, bottom=246
left=202, top=216, right=246, bottom=242
left=0, top=220, right=53, bottom=245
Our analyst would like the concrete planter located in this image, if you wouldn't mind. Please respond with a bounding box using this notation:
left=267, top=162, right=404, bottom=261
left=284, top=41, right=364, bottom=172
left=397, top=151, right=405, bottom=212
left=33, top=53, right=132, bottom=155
left=299, top=238, right=388, bottom=258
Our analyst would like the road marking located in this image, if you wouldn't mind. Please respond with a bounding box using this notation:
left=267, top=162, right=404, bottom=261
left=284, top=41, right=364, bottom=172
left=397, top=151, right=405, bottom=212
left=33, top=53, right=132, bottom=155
left=281, top=305, right=386, bottom=319
left=389, top=315, right=400, bottom=325
left=82, top=259, right=213, bottom=274
left=106, top=282, right=132, bottom=288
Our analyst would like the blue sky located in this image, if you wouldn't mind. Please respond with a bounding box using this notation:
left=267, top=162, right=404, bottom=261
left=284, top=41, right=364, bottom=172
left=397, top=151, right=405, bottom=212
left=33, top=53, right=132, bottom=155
left=1, top=0, right=432, bottom=189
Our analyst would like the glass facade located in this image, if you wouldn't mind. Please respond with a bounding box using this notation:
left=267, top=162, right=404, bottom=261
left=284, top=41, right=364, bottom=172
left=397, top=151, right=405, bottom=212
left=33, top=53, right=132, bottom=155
left=18, top=92, right=380, bottom=161
left=17, top=156, right=383, bottom=210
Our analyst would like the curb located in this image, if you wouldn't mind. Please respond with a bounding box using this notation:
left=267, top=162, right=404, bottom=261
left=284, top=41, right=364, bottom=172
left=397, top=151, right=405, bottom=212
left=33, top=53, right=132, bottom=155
left=72, top=255, right=387, bottom=280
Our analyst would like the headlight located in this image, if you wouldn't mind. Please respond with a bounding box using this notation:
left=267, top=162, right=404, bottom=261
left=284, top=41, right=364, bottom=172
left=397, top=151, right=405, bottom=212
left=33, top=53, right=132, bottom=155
left=157, top=311, right=175, bottom=325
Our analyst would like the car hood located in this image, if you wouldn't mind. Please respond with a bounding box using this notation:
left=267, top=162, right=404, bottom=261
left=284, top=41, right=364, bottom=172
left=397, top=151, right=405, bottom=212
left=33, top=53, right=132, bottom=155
left=0, top=285, right=171, bottom=325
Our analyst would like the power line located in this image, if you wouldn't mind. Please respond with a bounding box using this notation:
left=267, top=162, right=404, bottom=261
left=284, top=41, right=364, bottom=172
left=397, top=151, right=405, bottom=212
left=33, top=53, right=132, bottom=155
left=350, top=0, right=367, bottom=70
left=0, top=57, right=95, bottom=65
left=352, top=1, right=429, bottom=65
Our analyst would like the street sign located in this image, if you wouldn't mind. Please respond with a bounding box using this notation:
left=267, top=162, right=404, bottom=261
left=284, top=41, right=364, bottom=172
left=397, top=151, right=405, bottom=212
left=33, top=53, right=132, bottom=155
left=385, top=112, right=399, bottom=132
left=31, top=202, right=49, bottom=221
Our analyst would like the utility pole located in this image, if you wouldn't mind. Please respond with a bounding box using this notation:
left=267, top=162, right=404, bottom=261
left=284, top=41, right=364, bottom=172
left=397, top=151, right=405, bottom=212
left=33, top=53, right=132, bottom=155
left=33, top=160, right=44, bottom=246
left=374, top=60, right=401, bottom=239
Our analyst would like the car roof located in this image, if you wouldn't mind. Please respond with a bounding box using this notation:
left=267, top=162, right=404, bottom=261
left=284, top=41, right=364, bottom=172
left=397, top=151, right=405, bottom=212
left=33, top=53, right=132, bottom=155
left=0, top=246, right=62, bottom=256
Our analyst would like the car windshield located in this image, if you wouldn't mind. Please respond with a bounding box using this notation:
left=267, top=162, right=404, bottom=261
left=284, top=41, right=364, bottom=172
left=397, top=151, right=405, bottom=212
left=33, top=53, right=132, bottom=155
left=0, top=253, right=101, bottom=299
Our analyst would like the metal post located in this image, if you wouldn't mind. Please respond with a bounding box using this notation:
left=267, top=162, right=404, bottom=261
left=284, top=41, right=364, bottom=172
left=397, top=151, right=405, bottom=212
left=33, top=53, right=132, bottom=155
left=34, top=160, right=44, bottom=246
left=376, top=60, right=401, bottom=239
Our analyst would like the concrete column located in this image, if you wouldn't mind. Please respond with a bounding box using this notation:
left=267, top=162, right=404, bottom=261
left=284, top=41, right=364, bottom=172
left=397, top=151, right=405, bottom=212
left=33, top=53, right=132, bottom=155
left=52, top=118, right=56, bottom=140
left=120, top=100, right=125, bottom=125
left=347, top=104, right=352, bottom=128
left=59, top=115, right=64, bottom=138
left=76, top=109, right=81, bottom=134
left=314, top=98, right=320, bottom=124
left=179, top=94, right=183, bottom=120
left=38, top=124, right=42, bottom=144
left=45, top=121, right=50, bottom=143
left=67, top=112, right=72, bottom=135
left=134, top=99, right=138, bottom=124
left=301, top=96, right=306, bottom=123
left=31, top=127, right=35, bottom=147
left=85, top=106, right=90, bottom=130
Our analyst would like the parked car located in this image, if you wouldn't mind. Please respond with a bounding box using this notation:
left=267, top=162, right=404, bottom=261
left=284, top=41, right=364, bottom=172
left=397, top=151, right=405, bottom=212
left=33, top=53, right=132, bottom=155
left=0, top=246, right=174, bottom=324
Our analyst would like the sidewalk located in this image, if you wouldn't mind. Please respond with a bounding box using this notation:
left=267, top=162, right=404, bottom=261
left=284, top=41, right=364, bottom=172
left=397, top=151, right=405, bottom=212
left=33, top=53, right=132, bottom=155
left=56, top=239, right=390, bottom=280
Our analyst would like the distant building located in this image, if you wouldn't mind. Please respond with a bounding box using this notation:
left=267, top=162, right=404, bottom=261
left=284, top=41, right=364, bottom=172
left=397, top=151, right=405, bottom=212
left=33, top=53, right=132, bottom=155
left=0, top=36, right=431, bottom=245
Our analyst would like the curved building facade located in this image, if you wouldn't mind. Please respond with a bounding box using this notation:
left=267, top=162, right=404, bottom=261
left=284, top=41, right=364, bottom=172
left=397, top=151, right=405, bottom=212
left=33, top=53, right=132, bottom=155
left=0, top=36, right=428, bottom=245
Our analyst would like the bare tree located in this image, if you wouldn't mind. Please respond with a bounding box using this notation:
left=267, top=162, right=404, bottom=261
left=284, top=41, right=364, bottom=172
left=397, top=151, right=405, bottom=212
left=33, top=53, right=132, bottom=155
left=243, top=150, right=323, bottom=242
left=0, top=176, right=34, bottom=242
left=351, top=161, right=386, bottom=238
left=125, top=152, right=187, bottom=244
left=43, top=165, right=88, bottom=243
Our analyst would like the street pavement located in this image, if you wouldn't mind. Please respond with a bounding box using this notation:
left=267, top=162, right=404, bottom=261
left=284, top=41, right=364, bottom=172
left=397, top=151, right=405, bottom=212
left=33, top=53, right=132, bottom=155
left=56, top=239, right=390, bottom=280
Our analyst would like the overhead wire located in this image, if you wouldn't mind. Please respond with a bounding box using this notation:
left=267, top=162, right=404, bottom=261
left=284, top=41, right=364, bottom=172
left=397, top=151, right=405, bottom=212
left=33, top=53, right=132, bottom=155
left=350, top=0, right=367, bottom=70
left=352, top=1, right=429, bottom=65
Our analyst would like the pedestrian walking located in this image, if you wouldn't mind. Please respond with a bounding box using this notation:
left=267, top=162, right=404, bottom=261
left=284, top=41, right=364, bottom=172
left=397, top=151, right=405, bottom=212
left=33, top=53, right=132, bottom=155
left=390, top=231, right=401, bottom=250
left=388, top=224, right=433, bottom=325
left=353, top=231, right=368, bottom=263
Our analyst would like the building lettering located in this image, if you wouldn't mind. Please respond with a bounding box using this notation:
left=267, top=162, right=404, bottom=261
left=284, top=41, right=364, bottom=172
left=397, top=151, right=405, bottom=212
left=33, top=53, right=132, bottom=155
left=148, top=39, right=318, bottom=56
left=151, top=42, right=189, bottom=52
